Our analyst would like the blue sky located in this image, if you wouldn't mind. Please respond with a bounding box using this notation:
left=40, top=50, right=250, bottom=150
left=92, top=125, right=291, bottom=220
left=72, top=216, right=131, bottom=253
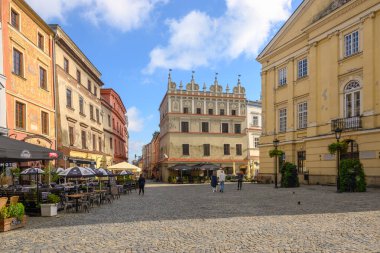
left=27, top=0, right=303, bottom=161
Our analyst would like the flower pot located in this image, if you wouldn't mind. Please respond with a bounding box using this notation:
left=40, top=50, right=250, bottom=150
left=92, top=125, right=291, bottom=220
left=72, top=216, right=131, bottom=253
left=40, top=203, right=58, bottom=217
left=0, top=216, right=27, bottom=232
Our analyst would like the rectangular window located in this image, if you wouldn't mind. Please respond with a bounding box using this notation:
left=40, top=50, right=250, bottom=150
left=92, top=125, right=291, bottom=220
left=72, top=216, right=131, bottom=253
left=69, top=126, right=74, bottom=146
left=278, top=67, right=287, bottom=86
left=108, top=115, right=111, bottom=127
left=66, top=89, right=72, bottom=108
left=110, top=137, right=113, bottom=149
left=13, top=48, right=23, bottom=76
left=79, top=96, right=84, bottom=115
left=64, top=58, right=69, bottom=73
left=224, top=144, right=230, bottom=155
left=181, top=121, right=189, bottom=132
left=252, top=116, right=259, bottom=126
left=98, top=137, right=102, bottom=152
left=41, top=111, right=49, bottom=135
left=254, top=137, right=259, bottom=148
left=93, top=134, right=96, bottom=151
left=11, top=9, right=19, bottom=30
left=15, top=101, right=25, bottom=129
left=234, top=124, right=241, bottom=134
left=279, top=108, right=287, bottom=132
left=298, top=102, right=308, bottom=129
left=208, top=108, right=213, bottom=115
left=183, top=107, right=189, bottom=114
left=220, top=109, right=225, bottom=115
left=201, top=122, right=209, bottom=133
left=182, top=144, right=189, bottom=156
left=90, top=105, right=94, bottom=120
left=297, top=151, right=306, bottom=174
left=298, top=58, right=308, bottom=78
left=96, top=108, right=100, bottom=123
left=231, top=110, right=236, bottom=116
left=87, top=80, right=92, bottom=93
left=345, top=30, right=359, bottom=57
left=196, top=108, right=201, bottom=114
left=203, top=144, right=210, bottom=156
left=76, top=69, right=81, bottom=84
left=236, top=144, right=242, bottom=156
left=81, top=130, right=87, bottom=149
left=221, top=123, right=229, bottom=133
left=37, top=33, right=44, bottom=50
left=39, top=67, right=47, bottom=89
left=94, top=86, right=97, bottom=97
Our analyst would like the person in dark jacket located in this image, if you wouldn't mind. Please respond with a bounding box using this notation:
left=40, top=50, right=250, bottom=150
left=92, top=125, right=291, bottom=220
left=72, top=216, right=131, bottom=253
left=211, top=172, right=218, bottom=192
left=138, top=174, right=146, bottom=195
left=237, top=172, right=244, bottom=190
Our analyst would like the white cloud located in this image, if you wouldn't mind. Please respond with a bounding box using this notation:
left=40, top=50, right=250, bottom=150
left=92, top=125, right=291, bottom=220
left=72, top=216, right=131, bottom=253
left=127, top=106, right=145, bottom=132
left=145, top=0, right=292, bottom=73
left=26, top=0, right=168, bottom=32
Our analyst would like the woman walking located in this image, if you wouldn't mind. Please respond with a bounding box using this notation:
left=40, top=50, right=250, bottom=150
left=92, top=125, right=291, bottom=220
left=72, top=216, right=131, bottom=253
left=138, top=174, right=146, bottom=195
left=211, top=172, right=218, bottom=192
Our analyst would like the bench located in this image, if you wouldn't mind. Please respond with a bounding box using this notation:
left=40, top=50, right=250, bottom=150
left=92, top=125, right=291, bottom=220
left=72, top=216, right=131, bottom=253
left=252, top=175, right=272, bottom=184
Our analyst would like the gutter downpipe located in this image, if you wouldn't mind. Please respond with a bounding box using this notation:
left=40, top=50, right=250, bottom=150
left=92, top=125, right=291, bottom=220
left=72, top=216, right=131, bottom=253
left=52, top=33, right=58, bottom=153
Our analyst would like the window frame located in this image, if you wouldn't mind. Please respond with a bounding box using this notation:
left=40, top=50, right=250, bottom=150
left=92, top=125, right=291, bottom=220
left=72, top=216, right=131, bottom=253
left=298, top=102, right=308, bottom=129
left=87, top=80, right=92, bottom=93
left=252, top=116, right=259, bottom=127
left=76, top=69, right=81, bottom=84
left=278, top=67, right=287, bottom=86
left=203, top=144, right=210, bottom=156
left=66, top=89, right=72, bottom=108
left=236, top=144, right=242, bottom=156
left=79, top=96, right=84, bottom=115
left=15, top=101, right=26, bottom=130
left=37, top=32, right=44, bottom=50
left=234, top=124, right=241, bottom=134
left=13, top=48, right=23, bottom=76
left=10, top=9, right=20, bottom=30
left=221, top=123, right=229, bottom=133
left=201, top=122, right=209, bottom=133
left=182, top=144, right=190, bottom=156
left=39, top=66, right=47, bottom=90
left=231, top=110, right=236, bottom=116
left=196, top=108, right=201, bottom=114
left=208, top=108, right=213, bottom=115
left=81, top=130, right=87, bottom=149
left=63, top=58, right=69, bottom=73
left=279, top=108, right=287, bottom=133
left=219, top=109, right=225, bottom=115
left=90, top=104, right=94, bottom=120
left=223, top=144, right=230, bottom=155
left=181, top=121, right=189, bottom=133
left=344, top=81, right=361, bottom=118
left=41, top=111, right=49, bottom=135
left=297, top=58, right=308, bottom=79
left=69, top=126, right=74, bottom=146
left=254, top=137, right=259, bottom=148
left=344, top=30, right=359, bottom=57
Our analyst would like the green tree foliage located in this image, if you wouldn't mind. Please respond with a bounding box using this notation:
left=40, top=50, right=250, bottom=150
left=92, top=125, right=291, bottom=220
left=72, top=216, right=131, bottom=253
left=340, top=159, right=366, bottom=192
left=328, top=142, right=348, bottom=155
left=280, top=162, right=299, bottom=188
left=269, top=149, right=284, bottom=158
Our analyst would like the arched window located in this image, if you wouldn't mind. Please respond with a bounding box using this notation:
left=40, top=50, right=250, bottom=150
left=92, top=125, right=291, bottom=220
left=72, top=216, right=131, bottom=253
left=344, top=81, right=361, bottom=118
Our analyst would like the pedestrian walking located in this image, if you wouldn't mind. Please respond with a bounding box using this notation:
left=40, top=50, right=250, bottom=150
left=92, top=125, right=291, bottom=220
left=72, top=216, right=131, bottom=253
left=138, top=174, right=146, bottom=195
left=237, top=171, right=244, bottom=190
left=218, top=170, right=225, bottom=193
left=211, top=172, right=218, bottom=192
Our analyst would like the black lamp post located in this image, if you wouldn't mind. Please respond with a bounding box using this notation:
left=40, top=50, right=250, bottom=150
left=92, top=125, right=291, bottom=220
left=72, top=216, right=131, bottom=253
left=334, top=127, right=342, bottom=192
left=273, top=138, right=280, bottom=188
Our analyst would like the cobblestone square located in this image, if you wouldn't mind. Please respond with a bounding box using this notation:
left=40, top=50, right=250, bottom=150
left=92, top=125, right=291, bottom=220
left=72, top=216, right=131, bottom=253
left=1, top=183, right=379, bottom=253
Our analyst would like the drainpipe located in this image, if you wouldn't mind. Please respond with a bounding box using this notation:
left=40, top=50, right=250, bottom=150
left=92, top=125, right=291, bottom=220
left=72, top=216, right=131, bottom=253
left=52, top=33, right=58, bottom=152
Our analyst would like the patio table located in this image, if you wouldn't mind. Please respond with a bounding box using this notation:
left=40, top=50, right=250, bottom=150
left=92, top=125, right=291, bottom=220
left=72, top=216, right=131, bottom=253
left=67, top=193, right=85, bottom=212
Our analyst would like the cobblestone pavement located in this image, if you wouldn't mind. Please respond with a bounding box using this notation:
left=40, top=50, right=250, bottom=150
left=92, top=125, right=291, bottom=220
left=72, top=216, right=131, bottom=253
left=1, top=183, right=380, bottom=253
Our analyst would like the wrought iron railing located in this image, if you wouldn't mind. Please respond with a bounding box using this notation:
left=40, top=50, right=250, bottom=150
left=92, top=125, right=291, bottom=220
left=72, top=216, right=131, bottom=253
left=331, top=116, right=361, bottom=131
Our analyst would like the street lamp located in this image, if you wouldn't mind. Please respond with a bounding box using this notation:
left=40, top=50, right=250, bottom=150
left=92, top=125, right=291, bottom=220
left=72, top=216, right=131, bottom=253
left=334, top=127, right=342, bottom=192
left=273, top=138, right=280, bottom=188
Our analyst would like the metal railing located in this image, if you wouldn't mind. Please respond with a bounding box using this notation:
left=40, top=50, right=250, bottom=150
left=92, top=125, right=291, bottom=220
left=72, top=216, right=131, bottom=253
left=331, top=116, right=361, bottom=131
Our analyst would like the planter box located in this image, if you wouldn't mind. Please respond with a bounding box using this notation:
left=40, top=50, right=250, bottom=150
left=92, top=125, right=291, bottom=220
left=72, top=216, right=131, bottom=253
left=40, top=204, right=58, bottom=217
left=0, top=216, right=27, bottom=232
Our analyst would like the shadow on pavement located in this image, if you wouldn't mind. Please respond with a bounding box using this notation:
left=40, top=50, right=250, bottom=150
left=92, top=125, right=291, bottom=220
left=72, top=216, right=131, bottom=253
left=25, top=183, right=380, bottom=230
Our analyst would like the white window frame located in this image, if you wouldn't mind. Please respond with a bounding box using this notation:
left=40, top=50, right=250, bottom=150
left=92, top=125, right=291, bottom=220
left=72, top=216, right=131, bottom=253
left=279, top=108, right=287, bottom=133
left=344, top=30, right=359, bottom=57
left=298, top=102, right=307, bottom=129
left=297, top=58, right=308, bottom=78
left=344, top=81, right=361, bottom=118
left=278, top=67, right=287, bottom=86
left=254, top=137, right=259, bottom=148
left=252, top=115, right=259, bottom=127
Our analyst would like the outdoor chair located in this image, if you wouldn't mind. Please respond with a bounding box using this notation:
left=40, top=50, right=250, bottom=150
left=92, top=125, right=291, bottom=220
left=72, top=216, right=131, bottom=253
left=63, top=195, right=75, bottom=213
left=9, top=196, right=19, bottom=205
left=79, top=196, right=91, bottom=213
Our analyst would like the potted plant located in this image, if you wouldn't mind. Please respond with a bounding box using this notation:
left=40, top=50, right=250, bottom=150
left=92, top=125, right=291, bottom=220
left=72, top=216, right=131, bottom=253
left=40, top=194, right=60, bottom=217
left=0, top=203, right=27, bottom=232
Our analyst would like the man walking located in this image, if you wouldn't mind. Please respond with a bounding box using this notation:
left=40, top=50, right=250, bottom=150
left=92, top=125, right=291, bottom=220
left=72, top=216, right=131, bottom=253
left=138, top=174, right=146, bottom=195
left=218, top=170, right=225, bottom=193
left=237, top=171, right=244, bottom=190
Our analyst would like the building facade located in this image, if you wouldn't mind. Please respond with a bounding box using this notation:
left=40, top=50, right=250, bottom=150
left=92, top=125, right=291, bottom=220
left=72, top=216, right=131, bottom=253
left=142, top=131, right=160, bottom=179
left=158, top=72, right=248, bottom=182
left=0, top=14, right=7, bottom=136
left=101, top=96, right=114, bottom=167
left=101, top=88, right=127, bottom=164
left=246, top=100, right=262, bottom=178
left=257, top=0, right=380, bottom=186
left=52, top=25, right=109, bottom=168
left=1, top=0, right=55, bottom=153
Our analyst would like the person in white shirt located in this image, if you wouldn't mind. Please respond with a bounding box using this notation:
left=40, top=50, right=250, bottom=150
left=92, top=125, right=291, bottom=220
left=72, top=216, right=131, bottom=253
left=218, top=170, right=226, bottom=193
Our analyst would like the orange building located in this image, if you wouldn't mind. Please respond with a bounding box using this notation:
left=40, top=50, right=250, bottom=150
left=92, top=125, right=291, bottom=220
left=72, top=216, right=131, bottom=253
left=1, top=0, right=56, bottom=156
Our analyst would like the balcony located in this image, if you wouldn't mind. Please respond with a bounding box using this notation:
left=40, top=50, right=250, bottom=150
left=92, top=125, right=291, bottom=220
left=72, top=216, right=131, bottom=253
left=331, top=116, right=362, bottom=131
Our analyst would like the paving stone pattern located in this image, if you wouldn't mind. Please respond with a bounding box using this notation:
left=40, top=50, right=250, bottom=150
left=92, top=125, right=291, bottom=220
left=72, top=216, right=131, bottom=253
left=1, top=183, right=380, bottom=253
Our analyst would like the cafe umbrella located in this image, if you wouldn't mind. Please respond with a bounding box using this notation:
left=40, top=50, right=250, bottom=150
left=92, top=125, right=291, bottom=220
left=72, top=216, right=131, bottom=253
left=58, top=167, right=95, bottom=193
left=20, top=168, right=45, bottom=205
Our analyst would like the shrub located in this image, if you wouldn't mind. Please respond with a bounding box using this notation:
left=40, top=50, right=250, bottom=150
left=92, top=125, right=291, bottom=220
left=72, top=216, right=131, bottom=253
left=280, top=162, right=299, bottom=188
left=269, top=149, right=284, bottom=158
left=47, top=194, right=61, bottom=204
left=340, top=159, right=366, bottom=192
left=8, top=203, right=25, bottom=220
left=328, top=142, right=348, bottom=155
left=0, top=206, right=9, bottom=219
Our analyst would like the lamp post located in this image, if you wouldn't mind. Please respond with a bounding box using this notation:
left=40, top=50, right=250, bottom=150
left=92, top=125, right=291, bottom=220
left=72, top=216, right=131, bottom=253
left=273, top=138, right=279, bottom=188
left=334, top=127, right=342, bottom=192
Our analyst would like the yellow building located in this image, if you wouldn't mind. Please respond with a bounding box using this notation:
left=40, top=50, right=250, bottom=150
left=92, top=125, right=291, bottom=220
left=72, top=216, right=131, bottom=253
left=257, top=0, right=380, bottom=186
left=51, top=25, right=111, bottom=168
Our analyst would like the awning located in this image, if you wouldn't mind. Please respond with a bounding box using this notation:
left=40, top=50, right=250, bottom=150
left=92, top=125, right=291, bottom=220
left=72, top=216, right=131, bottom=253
left=0, top=136, right=62, bottom=162
left=108, top=162, right=141, bottom=172
left=68, top=157, right=95, bottom=165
